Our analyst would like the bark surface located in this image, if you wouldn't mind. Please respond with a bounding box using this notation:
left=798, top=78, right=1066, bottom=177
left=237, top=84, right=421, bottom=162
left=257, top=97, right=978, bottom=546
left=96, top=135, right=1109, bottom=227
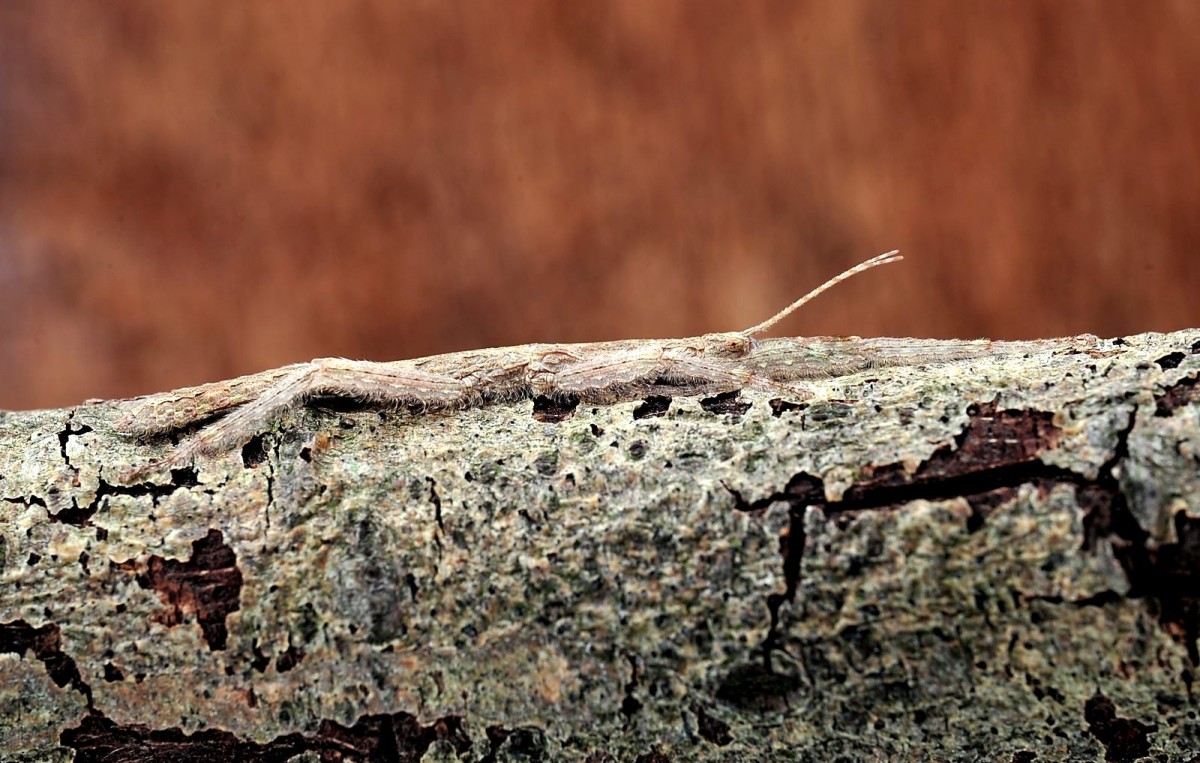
left=2, top=330, right=1199, bottom=762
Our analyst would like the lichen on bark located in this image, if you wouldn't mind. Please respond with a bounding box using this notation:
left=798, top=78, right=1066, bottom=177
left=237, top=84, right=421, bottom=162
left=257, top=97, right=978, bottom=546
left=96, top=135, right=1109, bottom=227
left=2, top=329, right=1199, bottom=761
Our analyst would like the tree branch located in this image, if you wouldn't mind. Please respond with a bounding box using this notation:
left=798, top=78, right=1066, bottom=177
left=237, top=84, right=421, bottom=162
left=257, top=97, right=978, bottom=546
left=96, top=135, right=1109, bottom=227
left=2, top=329, right=1199, bottom=761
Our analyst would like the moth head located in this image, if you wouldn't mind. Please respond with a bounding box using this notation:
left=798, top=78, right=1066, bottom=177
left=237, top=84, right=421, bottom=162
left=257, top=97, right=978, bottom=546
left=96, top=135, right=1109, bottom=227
left=701, top=332, right=757, bottom=358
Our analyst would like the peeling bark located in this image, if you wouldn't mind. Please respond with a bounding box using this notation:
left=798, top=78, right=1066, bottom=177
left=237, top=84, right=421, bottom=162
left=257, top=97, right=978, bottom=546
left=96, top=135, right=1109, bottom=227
left=2, top=329, right=1199, bottom=761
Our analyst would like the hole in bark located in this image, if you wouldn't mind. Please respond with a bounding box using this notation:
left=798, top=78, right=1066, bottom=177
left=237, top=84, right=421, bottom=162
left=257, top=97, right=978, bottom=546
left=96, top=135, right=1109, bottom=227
left=241, top=435, right=268, bottom=468
left=700, top=391, right=751, bottom=416
left=633, top=395, right=671, bottom=419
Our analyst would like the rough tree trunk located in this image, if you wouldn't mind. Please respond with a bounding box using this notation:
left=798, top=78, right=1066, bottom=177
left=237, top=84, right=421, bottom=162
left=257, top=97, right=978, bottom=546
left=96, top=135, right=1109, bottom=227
left=2, top=329, right=1199, bottom=762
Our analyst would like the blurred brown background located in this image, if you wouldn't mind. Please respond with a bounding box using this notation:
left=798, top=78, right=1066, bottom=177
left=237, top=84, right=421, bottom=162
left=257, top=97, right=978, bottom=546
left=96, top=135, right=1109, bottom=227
left=1, top=1, right=1197, bottom=410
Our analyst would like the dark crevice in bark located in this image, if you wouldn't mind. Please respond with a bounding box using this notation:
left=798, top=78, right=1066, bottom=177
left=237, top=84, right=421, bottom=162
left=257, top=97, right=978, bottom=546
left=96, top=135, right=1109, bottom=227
left=632, top=395, right=672, bottom=419
left=54, top=467, right=201, bottom=527
left=0, top=619, right=94, bottom=710
left=693, top=704, right=734, bottom=746
left=725, top=402, right=1150, bottom=692
left=240, top=433, right=268, bottom=467
left=1083, top=694, right=1156, bottom=763
left=61, top=711, right=471, bottom=763
left=57, top=419, right=93, bottom=472
left=620, top=653, right=643, bottom=721
left=700, top=390, right=751, bottom=416
left=1155, top=372, right=1199, bottom=417
left=480, top=725, right=548, bottom=763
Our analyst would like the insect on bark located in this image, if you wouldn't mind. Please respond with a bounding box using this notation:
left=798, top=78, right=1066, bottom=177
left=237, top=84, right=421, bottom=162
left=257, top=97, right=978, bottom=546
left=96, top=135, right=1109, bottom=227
left=112, top=251, right=1067, bottom=479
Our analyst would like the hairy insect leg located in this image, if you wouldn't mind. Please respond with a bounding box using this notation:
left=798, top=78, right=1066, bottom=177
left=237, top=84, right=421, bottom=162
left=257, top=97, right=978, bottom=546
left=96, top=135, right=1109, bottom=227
left=739, top=372, right=815, bottom=403
left=112, top=364, right=310, bottom=436
left=120, top=358, right=472, bottom=479
left=546, top=349, right=761, bottom=404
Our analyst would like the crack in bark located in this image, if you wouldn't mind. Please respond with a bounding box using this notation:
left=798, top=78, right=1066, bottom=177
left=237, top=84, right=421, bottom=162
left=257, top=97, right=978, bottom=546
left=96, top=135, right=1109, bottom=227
left=700, top=390, right=752, bottom=416
left=1154, top=372, right=1200, bottom=417
left=51, top=467, right=201, bottom=527
left=61, top=710, right=472, bottom=763
left=725, top=401, right=1140, bottom=695
left=0, top=619, right=94, bottom=710
left=57, top=416, right=92, bottom=473
left=632, top=395, right=672, bottom=419
left=1083, top=694, right=1156, bottom=762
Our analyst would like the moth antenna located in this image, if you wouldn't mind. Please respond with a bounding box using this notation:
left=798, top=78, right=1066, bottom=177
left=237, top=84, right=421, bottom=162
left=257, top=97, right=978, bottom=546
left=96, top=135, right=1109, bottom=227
left=740, top=250, right=903, bottom=337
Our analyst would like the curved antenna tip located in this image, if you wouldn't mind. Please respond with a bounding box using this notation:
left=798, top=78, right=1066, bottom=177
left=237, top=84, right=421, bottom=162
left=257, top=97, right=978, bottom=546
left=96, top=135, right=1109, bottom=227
left=740, top=250, right=904, bottom=337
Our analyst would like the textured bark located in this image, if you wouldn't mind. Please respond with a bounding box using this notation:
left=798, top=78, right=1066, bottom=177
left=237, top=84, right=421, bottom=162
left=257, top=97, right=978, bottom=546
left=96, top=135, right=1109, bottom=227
left=2, top=330, right=1199, bottom=762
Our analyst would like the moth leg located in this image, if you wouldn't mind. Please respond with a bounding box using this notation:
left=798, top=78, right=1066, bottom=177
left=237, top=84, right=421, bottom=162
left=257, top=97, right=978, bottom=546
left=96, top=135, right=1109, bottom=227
left=121, top=358, right=471, bottom=479
left=112, top=364, right=310, bottom=436
left=549, top=349, right=818, bottom=407
left=544, top=350, right=754, bottom=404
left=741, top=372, right=816, bottom=402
